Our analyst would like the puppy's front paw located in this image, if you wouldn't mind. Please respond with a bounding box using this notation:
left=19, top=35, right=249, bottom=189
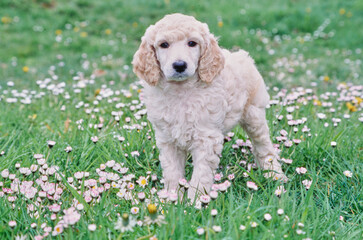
left=261, top=156, right=288, bottom=183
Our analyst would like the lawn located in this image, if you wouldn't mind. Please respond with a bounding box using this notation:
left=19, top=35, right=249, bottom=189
left=0, top=0, right=362, bottom=239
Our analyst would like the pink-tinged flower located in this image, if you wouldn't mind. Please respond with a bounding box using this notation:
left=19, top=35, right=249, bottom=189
left=296, top=167, right=307, bottom=175
left=302, top=179, right=312, bottom=189
left=88, top=224, right=97, bottom=231
left=199, top=195, right=211, bottom=204
left=196, top=227, right=205, bottom=235
left=137, top=192, right=145, bottom=201
left=65, top=146, right=72, bottom=153
left=339, top=216, right=344, bottom=221
left=239, top=225, right=246, bottom=230
left=127, top=182, right=134, bottom=190
left=277, top=208, right=284, bottom=215
left=247, top=181, right=258, bottom=190
left=34, top=154, right=44, bottom=159
left=47, top=140, right=56, bottom=148
left=280, top=129, right=288, bottom=136
left=275, top=185, right=287, bottom=197
left=157, top=189, right=169, bottom=199
left=209, top=190, right=218, bottom=200
left=284, top=141, right=293, bottom=148
left=8, top=220, right=16, bottom=227
left=52, top=225, right=63, bottom=236
left=130, top=151, right=140, bottom=157
left=37, top=158, right=46, bottom=165
left=34, top=236, right=43, bottom=240
left=63, top=207, right=81, bottom=225
left=178, top=178, right=187, bottom=187
left=293, top=139, right=301, bottom=145
left=168, top=191, right=178, bottom=202
left=264, top=213, right=272, bottom=221
left=49, top=203, right=61, bottom=213
left=106, top=160, right=115, bottom=168
left=131, top=207, right=139, bottom=215
left=212, top=225, right=222, bottom=232
left=1, top=169, right=9, bottom=178
left=91, top=136, right=98, bottom=143
left=228, top=174, right=235, bottom=180
left=214, top=173, right=222, bottom=181
left=343, top=170, right=352, bottom=177
left=211, top=209, right=218, bottom=216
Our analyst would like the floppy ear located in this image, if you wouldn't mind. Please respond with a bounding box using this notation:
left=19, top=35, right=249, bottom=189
left=198, top=35, right=225, bottom=83
left=132, top=36, right=161, bottom=86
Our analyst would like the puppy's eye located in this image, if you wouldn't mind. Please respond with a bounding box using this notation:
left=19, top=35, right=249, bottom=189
left=188, top=41, right=197, bottom=47
left=159, top=42, right=169, bottom=48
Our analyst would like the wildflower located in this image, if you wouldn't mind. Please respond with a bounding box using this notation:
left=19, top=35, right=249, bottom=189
left=207, top=209, right=217, bottom=217
left=105, top=29, right=112, bottom=35
left=339, top=216, right=344, bottom=221
left=343, top=170, right=353, bottom=178
left=239, top=225, right=246, bottom=230
left=88, top=224, right=97, bottom=231
left=250, top=222, right=258, bottom=228
left=65, top=146, right=72, bottom=153
left=298, top=222, right=305, bottom=228
left=209, top=190, right=218, bottom=200
left=247, top=181, right=258, bottom=190
left=196, top=227, right=205, bottom=235
left=330, top=141, right=337, bottom=147
left=296, top=229, right=306, bottom=235
left=115, top=213, right=136, bottom=232
left=144, top=204, right=166, bottom=226
left=200, top=195, right=211, bottom=206
left=63, top=207, right=81, bottom=225
left=212, top=225, right=222, bottom=232
left=9, top=220, right=17, bottom=227
left=264, top=213, right=272, bottom=221
left=214, top=173, right=222, bottom=181
left=15, top=235, right=27, bottom=240
left=138, top=192, right=146, bottom=201
left=136, top=176, right=148, bottom=188
left=22, top=66, right=29, bottom=73
left=47, top=140, right=56, bottom=148
left=178, top=178, right=188, bottom=187
left=277, top=208, right=284, bottom=215
left=1, top=169, right=9, bottom=178
left=275, top=185, right=286, bottom=197
left=131, top=207, right=139, bottom=215
left=296, top=167, right=307, bottom=175
left=168, top=191, right=178, bottom=202
left=302, top=179, right=312, bottom=189
left=91, top=136, right=98, bottom=143
left=52, top=225, right=63, bottom=236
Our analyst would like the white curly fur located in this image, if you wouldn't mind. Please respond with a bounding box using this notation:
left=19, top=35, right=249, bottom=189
left=133, top=13, right=287, bottom=200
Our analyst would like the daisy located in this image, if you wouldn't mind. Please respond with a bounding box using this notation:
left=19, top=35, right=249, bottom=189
left=239, top=225, right=246, bottom=230
left=343, top=170, right=353, bottom=177
left=114, top=213, right=137, bottom=233
left=212, top=225, right=222, bottom=233
left=196, top=228, right=205, bottom=235
left=88, top=224, right=97, bottom=231
left=131, top=207, right=139, bottom=215
left=264, top=213, right=272, bottom=221
left=136, top=176, right=148, bottom=188
left=247, top=181, right=258, bottom=190
left=296, top=167, right=307, bottom=175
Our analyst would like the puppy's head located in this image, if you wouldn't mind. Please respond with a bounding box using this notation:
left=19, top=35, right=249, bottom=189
left=132, top=13, right=225, bottom=86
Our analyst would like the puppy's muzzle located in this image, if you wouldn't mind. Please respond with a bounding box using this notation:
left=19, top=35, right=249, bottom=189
left=172, top=60, right=187, bottom=73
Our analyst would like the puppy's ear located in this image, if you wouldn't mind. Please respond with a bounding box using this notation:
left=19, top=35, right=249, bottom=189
left=132, top=35, right=160, bottom=86
left=198, top=35, right=225, bottom=83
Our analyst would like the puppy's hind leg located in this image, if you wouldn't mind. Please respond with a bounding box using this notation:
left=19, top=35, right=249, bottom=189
left=241, top=105, right=287, bottom=181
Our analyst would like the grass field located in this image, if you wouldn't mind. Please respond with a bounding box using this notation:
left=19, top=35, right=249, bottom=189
left=0, top=0, right=362, bottom=239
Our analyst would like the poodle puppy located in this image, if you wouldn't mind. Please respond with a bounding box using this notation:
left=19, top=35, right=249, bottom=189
left=132, top=13, right=287, bottom=199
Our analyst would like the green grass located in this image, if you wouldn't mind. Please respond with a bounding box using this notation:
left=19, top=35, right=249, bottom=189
left=0, top=0, right=362, bottom=239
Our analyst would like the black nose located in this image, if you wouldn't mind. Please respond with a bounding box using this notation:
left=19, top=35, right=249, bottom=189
left=172, top=61, right=187, bottom=73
